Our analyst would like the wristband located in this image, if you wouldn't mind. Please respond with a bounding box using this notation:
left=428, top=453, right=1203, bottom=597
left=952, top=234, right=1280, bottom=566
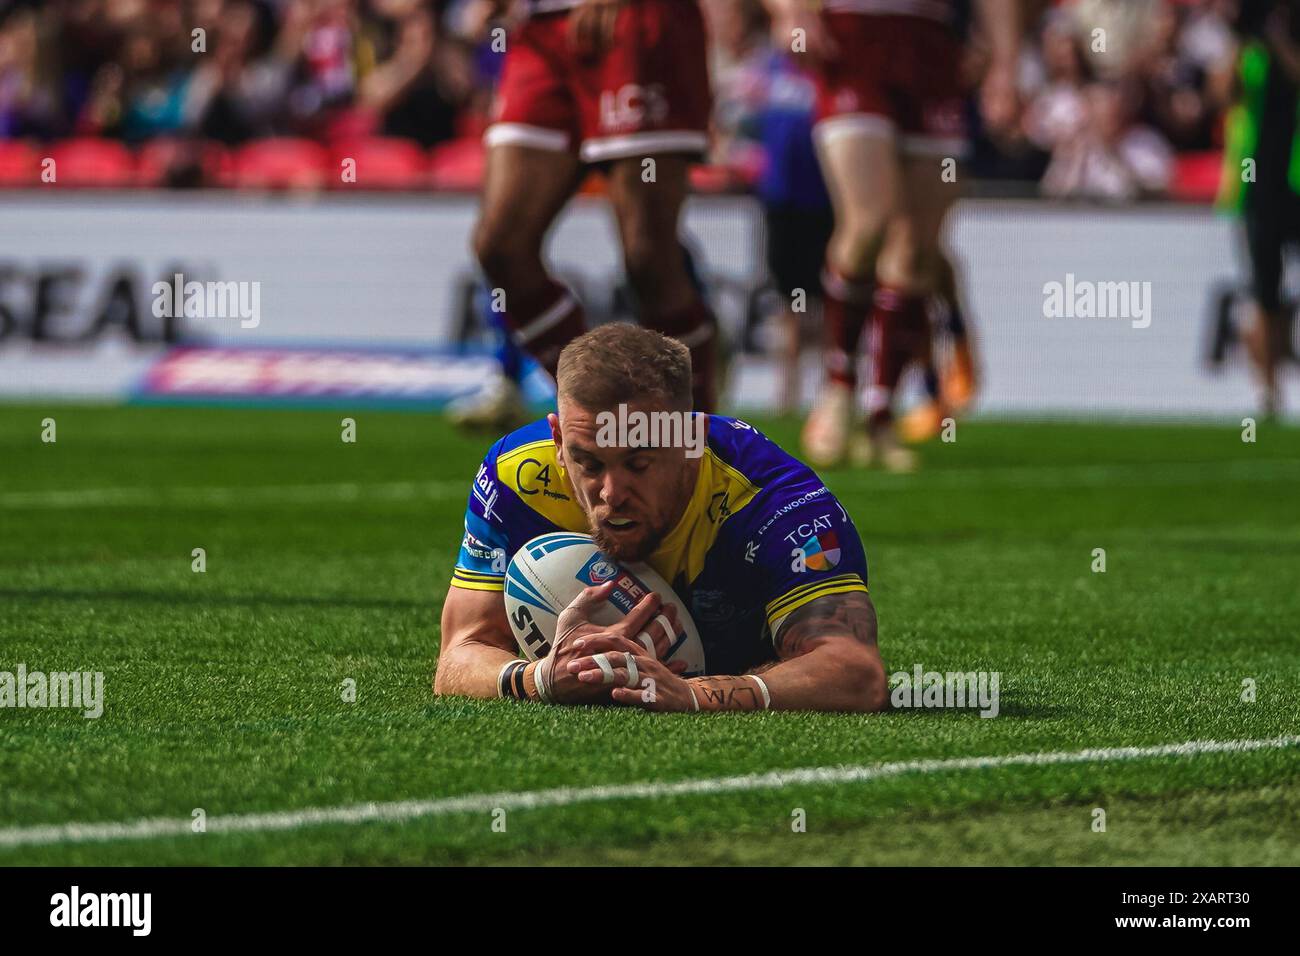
left=750, top=674, right=772, bottom=710
left=529, top=658, right=553, bottom=703
left=497, top=660, right=528, bottom=699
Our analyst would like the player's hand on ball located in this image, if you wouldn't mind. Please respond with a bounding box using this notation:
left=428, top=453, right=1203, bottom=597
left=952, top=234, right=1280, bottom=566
left=606, top=656, right=696, bottom=712
left=537, top=582, right=668, bottom=704
left=563, top=597, right=696, bottom=710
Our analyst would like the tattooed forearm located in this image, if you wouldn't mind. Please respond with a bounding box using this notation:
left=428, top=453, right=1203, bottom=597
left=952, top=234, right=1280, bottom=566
left=688, top=676, right=765, bottom=711
left=775, top=590, right=877, bottom=660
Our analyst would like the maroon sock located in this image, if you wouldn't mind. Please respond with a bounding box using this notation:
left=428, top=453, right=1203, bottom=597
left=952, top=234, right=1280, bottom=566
left=821, top=267, right=873, bottom=389
left=645, top=297, right=718, bottom=412
left=506, top=280, right=586, bottom=379
left=866, top=285, right=926, bottom=430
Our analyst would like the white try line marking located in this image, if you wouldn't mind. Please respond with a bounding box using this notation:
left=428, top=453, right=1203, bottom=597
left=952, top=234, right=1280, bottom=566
left=2, top=735, right=1296, bottom=849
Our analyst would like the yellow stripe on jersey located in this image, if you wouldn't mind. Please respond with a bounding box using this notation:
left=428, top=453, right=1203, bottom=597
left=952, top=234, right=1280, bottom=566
left=765, top=573, right=868, bottom=634
left=764, top=572, right=863, bottom=618
left=451, top=568, right=505, bottom=592
left=491, top=426, right=763, bottom=591
left=645, top=446, right=761, bottom=587
left=453, top=568, right=502, bottom=581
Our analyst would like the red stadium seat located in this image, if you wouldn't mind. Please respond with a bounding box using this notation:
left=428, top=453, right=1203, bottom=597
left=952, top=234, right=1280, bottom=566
left=48, top=138, right=136, bottom=187
left=428, top=138, right=485, bottom=192
left=233, top=138, right=329, bottom=190
left=0, top=140, right=41, bottom=187
left=136, top=138, right=233, bottom=188
left=1171, top=151, right=1224, bottom=204
left=329, top=137, right=427, bottom=190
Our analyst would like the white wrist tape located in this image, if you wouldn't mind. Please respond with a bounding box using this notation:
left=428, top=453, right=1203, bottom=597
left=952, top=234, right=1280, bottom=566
left=531, top=658, right=553, bottom=703
left=750, top=675, right=771, bottom=710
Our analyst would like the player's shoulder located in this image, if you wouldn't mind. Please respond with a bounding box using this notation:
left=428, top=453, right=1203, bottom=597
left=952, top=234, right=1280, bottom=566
left=475, top=417, right=586, bottom=529
left=704, top=414, right=845, bottom=541
left=705, top=414, right=818, bottom=491
left=483, top=417, right=553, bottom=461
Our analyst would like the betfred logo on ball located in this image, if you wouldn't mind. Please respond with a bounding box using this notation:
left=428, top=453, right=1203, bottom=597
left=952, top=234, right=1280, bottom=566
left=575, top=553, right=648, bottom=614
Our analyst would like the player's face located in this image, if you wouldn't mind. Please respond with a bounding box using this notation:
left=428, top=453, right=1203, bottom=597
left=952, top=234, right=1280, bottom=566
left=551, top=400, right=698, bottom=564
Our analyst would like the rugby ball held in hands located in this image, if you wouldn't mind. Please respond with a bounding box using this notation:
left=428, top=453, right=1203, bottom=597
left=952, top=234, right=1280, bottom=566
left=504, top=532, right=707, bottom=677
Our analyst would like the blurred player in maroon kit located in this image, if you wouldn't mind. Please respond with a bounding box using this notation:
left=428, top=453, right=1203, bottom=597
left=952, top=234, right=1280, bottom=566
left=471, top=0, right=720, bottom=412
left=766, top=0, right=1019, bottom=470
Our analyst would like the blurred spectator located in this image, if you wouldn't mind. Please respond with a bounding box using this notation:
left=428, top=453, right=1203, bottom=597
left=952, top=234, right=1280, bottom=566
left=1040, top=80, right=1175, bottom=200
left=1133, top=0, right=1228, bottom=149
left=0, top=0, right=1251, bottom=199
left=1023, top=10, right=1094, bottom=153
left=75, top=1, right=194, bottom=142
left=359, top=1, right=474, bottom=146
left=0, top=5, right=63, bottom=139
left=1069, top=0, right=1163, bottom=81
left=706, top=0, right=833, bottom=410
left=187, top=0, right=292, bottom=144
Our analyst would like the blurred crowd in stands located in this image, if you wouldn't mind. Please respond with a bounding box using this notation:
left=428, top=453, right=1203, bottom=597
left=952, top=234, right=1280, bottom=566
left=0, top=0, right=1246, bottom=199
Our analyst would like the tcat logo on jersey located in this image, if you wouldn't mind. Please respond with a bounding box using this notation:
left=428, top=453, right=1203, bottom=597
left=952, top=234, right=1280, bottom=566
left=599, top=83, right=668, bottom=132
left=791, top=530, right=841, bottom=572
left=783, top=514, right=834, bottom=545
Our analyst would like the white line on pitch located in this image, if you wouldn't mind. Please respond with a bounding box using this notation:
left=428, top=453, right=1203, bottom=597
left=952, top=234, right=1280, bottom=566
left=1, top=735, right=1296, bottom=850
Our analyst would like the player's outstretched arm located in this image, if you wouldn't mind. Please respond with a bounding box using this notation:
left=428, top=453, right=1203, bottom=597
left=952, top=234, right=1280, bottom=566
left=434, top=585, right=521, bottom=698
left=759, top=590, right=888, bottom=713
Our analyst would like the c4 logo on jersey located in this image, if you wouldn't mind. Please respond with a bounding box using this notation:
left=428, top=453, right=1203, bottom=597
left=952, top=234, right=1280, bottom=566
left=708, top=490, right=731, bottom=524
left=516, top=458, right=570, bottom=501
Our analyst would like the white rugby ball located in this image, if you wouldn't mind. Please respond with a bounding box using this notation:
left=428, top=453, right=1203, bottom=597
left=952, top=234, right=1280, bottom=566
left=504, top=532, right=706, bottom=677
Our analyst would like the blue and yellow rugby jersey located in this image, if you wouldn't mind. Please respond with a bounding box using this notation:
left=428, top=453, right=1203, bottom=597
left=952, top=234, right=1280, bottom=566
left=451, top=415, right=869, bottom=675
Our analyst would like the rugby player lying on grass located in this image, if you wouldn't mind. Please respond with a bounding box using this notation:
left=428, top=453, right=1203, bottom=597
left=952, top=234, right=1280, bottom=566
left=435, top=324, right=887, bottom=713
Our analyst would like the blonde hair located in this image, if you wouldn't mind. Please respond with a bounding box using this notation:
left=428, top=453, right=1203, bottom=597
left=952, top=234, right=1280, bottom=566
left=556, top=324, right=692, bottom=411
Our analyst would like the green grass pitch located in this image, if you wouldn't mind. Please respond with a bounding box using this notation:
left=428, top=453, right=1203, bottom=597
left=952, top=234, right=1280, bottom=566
left=1, top=403, right=1298, bottom=865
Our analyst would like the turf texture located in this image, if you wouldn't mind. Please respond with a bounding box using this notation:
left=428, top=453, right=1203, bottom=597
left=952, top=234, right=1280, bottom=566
left=0, top=404, right=1297, bottom=865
